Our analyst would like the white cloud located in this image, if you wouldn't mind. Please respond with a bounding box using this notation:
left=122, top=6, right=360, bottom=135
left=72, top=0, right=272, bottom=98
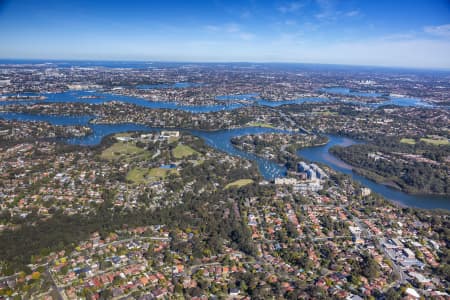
left=204, top=23, right=240, bottom=33
left=205, top=25, right=220, bottom=32
left=28, top=35, right=448, bottom=69
left=239, top=33, right=255, bottom=41
left=225, top=23, right=240, bottom=33
left=269, top=36, right=450, bottom=69
left=315, top=0, right=334, bottom=19
left=345, top=10, right=360, bottom=17
left=424, top=24, right=450, bottom=38
left=284, top=20, right=297, bottom=26
left=380, top=33, right=416, bottom=41
left=203, top=23, right=255, bottom=41
left=314, top=0, right=361, bottom=21
left=278, top=2, right=303, bottom=13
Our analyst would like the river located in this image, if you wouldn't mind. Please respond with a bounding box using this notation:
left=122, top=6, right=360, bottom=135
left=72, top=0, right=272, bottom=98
left=298, top=135, right=450, bottom=210
left=0, top=90, right=329, bottom=112
left=2, top=88, right=442, bottom=112
left=0, top=89, right=448, bottom=210
left=320, top=87, right=436, bottom=108
left=0, top=111, right=290, bottom=179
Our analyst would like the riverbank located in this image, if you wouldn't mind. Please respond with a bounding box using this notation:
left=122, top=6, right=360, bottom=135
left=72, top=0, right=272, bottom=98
left=347, top=165, right=449, bottom=197
left=230, top=133, right=328, bottom=167
left=1, top=109, right=449, bottom=210
left=298, top=135, right=450, bottom=210
left=329, top=139, right=449, bottom=197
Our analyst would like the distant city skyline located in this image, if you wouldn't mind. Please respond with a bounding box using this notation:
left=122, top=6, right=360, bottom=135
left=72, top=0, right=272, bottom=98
left=0, top=0, right=449, bottom=69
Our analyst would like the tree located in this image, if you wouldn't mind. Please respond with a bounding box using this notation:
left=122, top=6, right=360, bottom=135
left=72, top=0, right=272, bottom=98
left=360, top=252, right=379, bottom=280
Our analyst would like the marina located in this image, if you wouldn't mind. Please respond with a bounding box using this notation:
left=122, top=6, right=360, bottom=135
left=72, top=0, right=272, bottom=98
left=0, top=110, right=448, bottom=210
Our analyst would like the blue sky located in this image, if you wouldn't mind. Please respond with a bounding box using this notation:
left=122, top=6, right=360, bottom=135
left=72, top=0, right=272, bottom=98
left=0, top=0, right=449, bottom=68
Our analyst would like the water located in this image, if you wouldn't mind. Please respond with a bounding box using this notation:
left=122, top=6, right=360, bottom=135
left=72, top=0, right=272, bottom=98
left=190, top=127, right=290, bottom=179
left=0, top=111, right=287, bottom=179
left=215, top=93, right=259, bottom=101
left=215, top=93, right=330, bottom=106
left=257, top=97, right=328, bottom=107
left=385, top=97, right=433, bottom=108
left=0, top=112, right=93, bottom=126
left=0, top=88, right=439, bottom=112
left=136, top=82, right=202, bottom=89
left=2, top=60, right=450, bottom=74
left=66, top=123, right=153, bottom=145
left=0, top=91, right=245, bottom=113
left=160, top=164, right=176, bottom=169
left=321, top=87, right=384, bottom=98
left=321, top=87, right=435, bottom=108
left=1, top=99, right=448, bottom=209
left=298, top=135, right=450, bottom=210
left=0, top=90, right=330, bottom=112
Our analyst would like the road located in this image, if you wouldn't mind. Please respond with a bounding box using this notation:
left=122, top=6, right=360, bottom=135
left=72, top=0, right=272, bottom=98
left=342, top=206, right=406, bottom=285
left=45, top=269, right=66, bottom=300
left=43, top=236, right=171, bottom=296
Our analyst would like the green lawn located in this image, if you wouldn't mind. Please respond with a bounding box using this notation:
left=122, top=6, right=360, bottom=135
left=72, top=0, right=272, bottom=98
left=420, top=137, right=449, bottom=146
left=101, top=141, right=148, bottom=161
left=126, top=168, right=149, bottom=184
left=247, top=122, right=275, bottom=128
left=400, top=138, right=416, bottom=145
left=172, top=144, right=198, bottom=159
left=126, top=167, right=178, bottom=184
left=225, top=179, right=254, bottom=189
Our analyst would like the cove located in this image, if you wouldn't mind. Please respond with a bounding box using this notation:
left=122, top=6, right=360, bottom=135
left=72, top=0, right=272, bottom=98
left=0, top=111, right=288, bottom=180
left=0, top=111, right=448, bottom=210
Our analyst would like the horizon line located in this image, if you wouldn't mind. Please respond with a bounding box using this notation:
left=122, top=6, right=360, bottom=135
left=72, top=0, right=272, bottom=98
left=1, top=57, right=450, bottom=72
